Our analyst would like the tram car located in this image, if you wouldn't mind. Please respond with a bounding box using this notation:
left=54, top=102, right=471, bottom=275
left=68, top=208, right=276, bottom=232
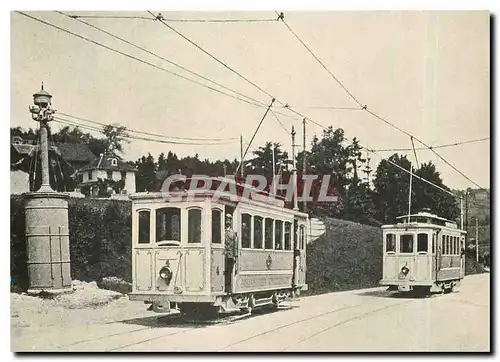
left=128, top=176, right=309, bottom=318
left=380, top=211, right=466, bottom=294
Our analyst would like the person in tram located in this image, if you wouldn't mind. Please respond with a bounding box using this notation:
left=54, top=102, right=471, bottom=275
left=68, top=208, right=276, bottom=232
left=224, top=213, right=238, bottom=292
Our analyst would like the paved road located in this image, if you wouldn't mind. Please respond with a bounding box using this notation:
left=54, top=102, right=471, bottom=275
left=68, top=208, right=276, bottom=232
left=12, top=273, right=490, bottom=352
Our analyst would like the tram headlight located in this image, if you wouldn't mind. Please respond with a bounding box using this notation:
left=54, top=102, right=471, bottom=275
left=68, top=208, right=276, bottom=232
left=159, top=266, right=173, bottom=284
left=401, top=266, right=410, bottom=276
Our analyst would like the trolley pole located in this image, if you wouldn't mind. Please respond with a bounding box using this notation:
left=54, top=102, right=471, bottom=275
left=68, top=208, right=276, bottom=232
left=407, top=162, right=412, bottom=222
left=291, top=126, right=299, bottom=211
left=302, top=118, right=307, bottom=214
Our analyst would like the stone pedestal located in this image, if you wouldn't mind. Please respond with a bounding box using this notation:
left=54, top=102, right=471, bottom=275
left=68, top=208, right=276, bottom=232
left=24, top=191, right=72, bottom=295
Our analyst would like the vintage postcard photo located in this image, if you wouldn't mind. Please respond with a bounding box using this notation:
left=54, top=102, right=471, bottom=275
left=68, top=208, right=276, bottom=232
left=9, top=9, right=490, bottom=352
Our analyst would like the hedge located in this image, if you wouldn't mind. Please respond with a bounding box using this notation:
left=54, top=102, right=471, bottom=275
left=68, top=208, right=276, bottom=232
left=10, top=195, right=132, bottom=290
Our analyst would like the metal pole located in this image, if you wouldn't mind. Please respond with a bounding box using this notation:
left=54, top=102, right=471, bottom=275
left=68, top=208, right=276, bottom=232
left=39, top=122, right=51, bottom=189
left=302, top=118, right=307, bottom=214
left=407, top=162, right=412, bottom=222
left=476, top=217, right=479, bottom=262
left=240, top=135, right=244, bottom=178
left=292, top=126, right=298, bottom=211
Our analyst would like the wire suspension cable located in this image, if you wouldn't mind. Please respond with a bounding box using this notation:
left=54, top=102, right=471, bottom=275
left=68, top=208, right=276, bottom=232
left=56, top=11, right=270, bottom=109
left=278, top=12, right=487, bottom=193
left=278, top=14, right=363, bottom=108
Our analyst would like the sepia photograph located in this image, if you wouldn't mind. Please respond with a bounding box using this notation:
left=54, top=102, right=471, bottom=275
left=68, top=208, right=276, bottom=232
left=9, top=8, right=491, bottom=353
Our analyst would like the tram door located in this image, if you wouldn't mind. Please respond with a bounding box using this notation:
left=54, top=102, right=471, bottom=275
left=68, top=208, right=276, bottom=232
left=292, top=219, right=307, bottom=288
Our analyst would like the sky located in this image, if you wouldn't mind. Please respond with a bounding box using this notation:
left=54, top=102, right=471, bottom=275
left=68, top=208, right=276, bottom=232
left=10, top=10, right=490, bottom=190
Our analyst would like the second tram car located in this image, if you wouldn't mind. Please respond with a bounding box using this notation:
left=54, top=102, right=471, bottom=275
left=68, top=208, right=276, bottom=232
left=128, top=176, right=309, bottom=317
left=380, top=211, right=466, bottom=294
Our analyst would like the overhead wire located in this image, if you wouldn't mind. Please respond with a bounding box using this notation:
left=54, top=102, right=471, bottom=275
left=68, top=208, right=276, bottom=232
left=17, top=11, right=486, bottom=198
left=53, top=116, right=238, bottom=146
left=372, top=137, right=490, bottom=152
left=277, top=11, right=488, bottom=193
left=58, top=111, right=238, bottom=142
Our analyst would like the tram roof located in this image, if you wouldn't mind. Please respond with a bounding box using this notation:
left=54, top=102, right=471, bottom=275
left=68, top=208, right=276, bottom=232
left=395, top=211, right=455, bottom=224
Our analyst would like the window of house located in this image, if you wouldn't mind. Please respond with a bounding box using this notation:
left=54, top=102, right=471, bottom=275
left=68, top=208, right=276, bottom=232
left=211, top=209, right=222, bottom=244
left=188, top=209, right=202, bottom=243
left=265, top=218, right=273, bottom=250
left=88, top=171, right=92, bottom=180
left=121, top=171, right=127, bottom=180
left=156, top=207, right=181, bottom=242
left=386, top=233, right=396, bottom=252
left=275, top=220, right=283, bottom=250
left=107, top=170, right=113, bottom=180
left=417, top=233, right=428, bottom=253
left=241, top=213, right=251, bottom=248
left=400, top=234, right=414, bottom=253
left=253, top=216, right=263, bottom=249
left=284, top=222, right=292, bottom=250
left=138, top=210, right=150, bottom=244
left=111, top=158, right=118, bottom=166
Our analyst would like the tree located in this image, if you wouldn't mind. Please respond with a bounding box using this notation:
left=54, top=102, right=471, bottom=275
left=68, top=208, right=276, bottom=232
left=247, top=142, right=289, bottom=180
left=372, top=154, right=460, bottom=223
left=101, top=124, right=129, bottom=155
left=135, top=154, right=156, bottom=192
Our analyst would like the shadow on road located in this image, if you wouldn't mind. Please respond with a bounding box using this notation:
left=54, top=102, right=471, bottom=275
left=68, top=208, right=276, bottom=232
left=355, top=289, right=436, bottom=300
left=117, top=304, right=298, bottom=328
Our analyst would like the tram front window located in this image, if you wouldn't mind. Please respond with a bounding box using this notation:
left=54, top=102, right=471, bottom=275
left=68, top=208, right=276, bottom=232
left=385, top=233, right=396, bottom=253
left=417, top=233, right=428, bottom=253
left=241, top=214, right=251, bottom=248
left=212, top=209, right=222, bottom=244
left=156, top=207, right=181, bottom=242
left=400, top=234, right=414, bottom=253
left=138, top=210, right=150, bottom=244
left=188, top=209, right=202, bottom=243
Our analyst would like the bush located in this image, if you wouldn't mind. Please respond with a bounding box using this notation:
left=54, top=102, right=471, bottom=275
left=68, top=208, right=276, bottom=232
left=10, top=196, right=132, bottom=290
left=305, top=217, right=382, bottom=295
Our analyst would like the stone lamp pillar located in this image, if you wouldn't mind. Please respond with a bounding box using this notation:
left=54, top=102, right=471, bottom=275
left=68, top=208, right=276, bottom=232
left=24, top=84, right=72, bottom=295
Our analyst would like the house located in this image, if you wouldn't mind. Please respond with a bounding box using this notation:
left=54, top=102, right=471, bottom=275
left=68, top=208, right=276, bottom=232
left=77, top=153, right=137, bottom=196
left=11, top=139, right=96, bottom=174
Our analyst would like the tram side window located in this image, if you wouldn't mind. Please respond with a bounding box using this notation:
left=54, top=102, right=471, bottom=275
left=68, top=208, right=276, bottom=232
left=138, top=210, right=150, bottom=244
left=299, top=225, right=305, bottom=250
left=265, top=218, right=273, bottom=250
left=211, top=209, right=222, bottom=244
left=445, top=235, right=450, bottom=255
left=156, top=207, right=181, bottom=242
left=454, top=237, right=458, bottom=255
left=188, top=209, right=202, bottom=243
left=254, top=216, right=263, bottom=249
left=284, top=222, right=292, bottom=250
left=417, top=233, right=428, bottom=253
left=400, top=234, right=414, bottom=253
left=275, top=220, right=283, bottom=250
left=385, top=233, right=396, bottom=253
left=432, top=233, right=436, bottom=254
left=241, top=214, right=251, bottom=249
left=441, top=235, right=445, bottom=254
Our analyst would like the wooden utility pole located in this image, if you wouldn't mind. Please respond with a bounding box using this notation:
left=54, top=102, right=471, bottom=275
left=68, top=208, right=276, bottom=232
left=302, top=119, right=307, bottom=214
left=240, top=135, right=244, bottom=178
left=476, top=217, right=479, bottom=262
left=292, top=126, right=298, bottom=211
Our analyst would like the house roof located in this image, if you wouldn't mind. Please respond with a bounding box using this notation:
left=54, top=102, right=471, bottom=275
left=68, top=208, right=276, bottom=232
left=78, top=153, right=137, bottom=173
left=11, top=142, right=96, bottom=163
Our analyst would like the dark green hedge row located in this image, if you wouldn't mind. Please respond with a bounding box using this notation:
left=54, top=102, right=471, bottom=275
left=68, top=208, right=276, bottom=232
left=10, top=195, right=132, bottom=290
left=305, top=217, right=383, bottom=295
